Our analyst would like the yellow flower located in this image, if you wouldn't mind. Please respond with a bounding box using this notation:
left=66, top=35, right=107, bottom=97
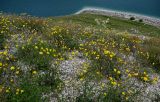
left=126, top=97, right=129, bottom=100
left=125, top=69, right=129, bottom=73
left=110, top=54, right=114, bottom=58
left=10, top=66, right=15, bottom=70
left=16, top=88, right=20, bottom=92
left=20, top=90, right=24, bottom=93
left=109, top=77, right=113, bottom=81
left=71, top=52, right=75, bottom=55
left=114, top=68, right=117, bottom=72
left=16, top=71, right=20, bottom=74
left=34, top=46, right=38, bottom=49
left=47, top=52, right=50, bottom=55
left=83, top=70, right=87, bottom=73
left=22, top=46, right=25, bottom=50
left=80, top=77, right=84, bottom=81
left=133, top=45, right=136, bottom=48
left=126, top=48, right=130, bottom=52
left=133, top=73, right=138, bottom=76
left=0, top=62, right=2, bottom=67
left=16, top=92, right=19, bottom=95
left=128, top=74, right=132, bottom=77
left=143, top=72, right=147, bottom=75
left=117, top=71, right=121, bottom=74
left=53, top=54, right=57, bottom=57
left=96, top=56, right=99, bottom=59
left=104, top=50, right=110, bottom=55
left=111, top=81, right=117, bottom=86
left=41, top=47, right=44, bottom=50
left=16, top=45, right=19, bottom=48
left=52, top=49, right=56, bottom=52
left=10, top=79, right=14, bottom=83
left=6, top=57, right=9, bottom=60
left=6, top=89, right=10, bottom=93
left=143, top=77, right=149, bottom=81
left=101, top=83, right=105, bottom=88
left=39, top=52, right=43, bottom=55
left=80, top=44, right=83, bottom=46
left=59, top=57, right=64, bottom=61
left=3, top=51, right=7, bottom=55
left=32, top=71, right=37, bottom=74
left=152, top=77, right=158, bottom=84
left=153, top=77, right=158, bottom=82
left=43, top=49, right=46, bottom=52
left=122, top=92, right=125, bottom=95
left=96, top=71, right=100, bottom=75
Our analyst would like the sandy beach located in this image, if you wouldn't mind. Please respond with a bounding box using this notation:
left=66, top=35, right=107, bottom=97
left=76, top=7, right=160, bottom=28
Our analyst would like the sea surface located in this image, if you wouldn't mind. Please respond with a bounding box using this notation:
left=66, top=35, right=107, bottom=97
left=0, top=0, right=160, bottom=17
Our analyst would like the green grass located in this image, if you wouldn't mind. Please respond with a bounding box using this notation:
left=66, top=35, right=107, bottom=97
left=51, top=13, right=160, bottom=37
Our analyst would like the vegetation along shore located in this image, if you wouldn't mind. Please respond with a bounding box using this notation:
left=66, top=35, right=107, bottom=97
left=0, top=9, right=160, bottom=102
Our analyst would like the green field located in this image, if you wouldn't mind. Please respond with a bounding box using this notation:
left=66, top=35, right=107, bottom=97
left=0, top=13, right=160, bottom=102
left=52, top=14, right=160, bottom=37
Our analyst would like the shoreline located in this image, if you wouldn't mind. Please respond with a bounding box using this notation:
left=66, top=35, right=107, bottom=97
left=75, top=7, right=160, bottom=27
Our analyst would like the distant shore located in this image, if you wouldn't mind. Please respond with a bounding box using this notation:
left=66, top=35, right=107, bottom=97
left=76, top=7, right=160, bottom=27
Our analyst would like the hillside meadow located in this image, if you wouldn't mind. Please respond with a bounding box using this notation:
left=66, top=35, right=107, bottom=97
left=0, top=13, right=160, bottom=102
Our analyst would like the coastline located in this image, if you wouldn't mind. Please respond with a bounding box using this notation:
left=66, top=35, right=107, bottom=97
left=76, top=7, right=160, bottom=28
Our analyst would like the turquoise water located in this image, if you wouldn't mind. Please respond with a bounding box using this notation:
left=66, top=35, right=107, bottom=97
left=0, top=0, right=160, bottom=17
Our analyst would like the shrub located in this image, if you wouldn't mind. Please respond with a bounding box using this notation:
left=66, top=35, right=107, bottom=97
left=139, top=19, right=143, bottom=22
left=130, top=17, right=135, bottom=21
left=0, top=34, right=5, bottom=50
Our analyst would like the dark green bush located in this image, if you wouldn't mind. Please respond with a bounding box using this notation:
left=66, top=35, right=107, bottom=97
left=130, top=17, right=135, bottom=21
left=139, top=19, right=143, bottom=22
left=0, top=34, right=5, bottom=50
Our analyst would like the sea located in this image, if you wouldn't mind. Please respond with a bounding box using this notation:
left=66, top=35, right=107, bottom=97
left=0, top=0, right=160, bottom=18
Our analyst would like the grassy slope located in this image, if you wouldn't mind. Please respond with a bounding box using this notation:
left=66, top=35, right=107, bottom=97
left=0, top=13, right=160, bottom=102
left=51, top=13, right=160, bottom=37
